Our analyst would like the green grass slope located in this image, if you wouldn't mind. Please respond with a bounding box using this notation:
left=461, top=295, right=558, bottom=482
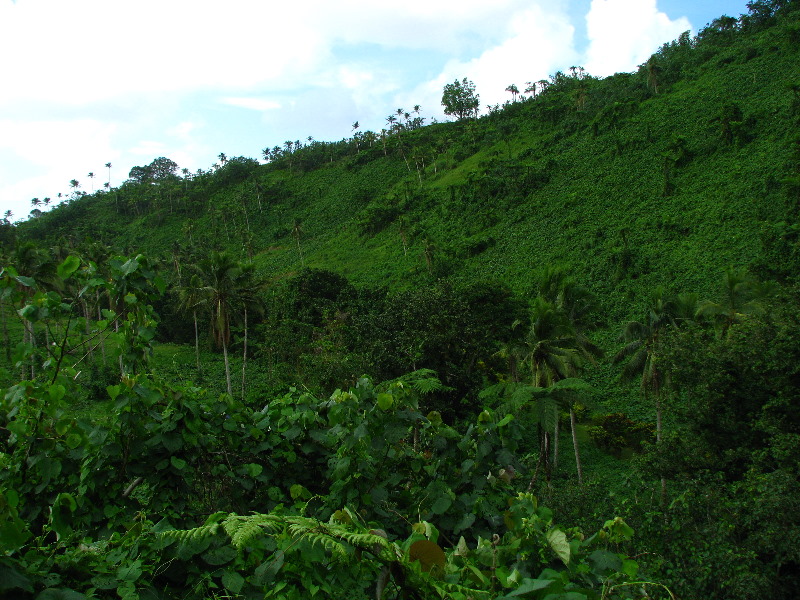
left=13, top=6, right=800, bottom=323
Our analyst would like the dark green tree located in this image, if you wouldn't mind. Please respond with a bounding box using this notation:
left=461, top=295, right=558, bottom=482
left=441, top=77, right=480, bottom=120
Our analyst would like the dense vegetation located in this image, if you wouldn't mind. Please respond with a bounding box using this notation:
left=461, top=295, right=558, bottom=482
left=2, top=1, right=800, bottom=598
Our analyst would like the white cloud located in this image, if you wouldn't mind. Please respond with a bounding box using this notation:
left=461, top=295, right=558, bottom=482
left=0, top=0, right=326, bottom=106
left=411, top=2, right=578, bottom=115
left=220, top=97, right=282, bottom=112
left=0, top=118, right=116, bottom=166
left=584, top=0, right=691, bottom=76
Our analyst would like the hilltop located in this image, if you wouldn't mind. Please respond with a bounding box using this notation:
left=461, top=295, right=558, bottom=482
left=10, top=6, right=800, bottom=319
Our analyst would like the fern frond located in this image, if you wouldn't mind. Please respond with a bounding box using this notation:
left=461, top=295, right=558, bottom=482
left=287, top=521, right=347, bottom=559
left=223, top=514, right=283, bottom=550
left=160, top=522, right=219, bottom=544
left=335, top=530, right=390, bottom=552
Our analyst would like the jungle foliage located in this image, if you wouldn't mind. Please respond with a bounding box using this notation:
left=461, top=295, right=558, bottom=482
left=3, top=2, right=800, bottom=598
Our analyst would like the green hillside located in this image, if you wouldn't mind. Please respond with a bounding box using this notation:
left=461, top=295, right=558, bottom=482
left=2, top=3, right=800, bottom=599
left=14, top=7, right=800, bottom=311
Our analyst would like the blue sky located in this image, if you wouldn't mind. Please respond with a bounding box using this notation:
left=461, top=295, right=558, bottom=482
left=0, top=0, right=750, bottom=221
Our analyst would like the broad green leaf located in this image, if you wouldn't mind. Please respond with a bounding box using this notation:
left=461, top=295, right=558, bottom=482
left=116, top=560, right=142, bottom=583
left=245, top=463, right=263, bottom=477
left=376, top=392, right=394, bottom=411
left=221, top=570, right=245, bottom=594
left=0, top=563, right=33, bottom=592
left=497, top=413, right=514, bottom=427
left=0, top=516, right=31, bottom=553
left=49, top=384, right=66, bottom=403
left=508, top=578, right=555, bottom=596
left=588, top=549, right=622, bottom=575
left=203, top=545, right=238, bottom=566
left=290, top=484, right=310, bottom=500
left=4, top=489, right=19, bottom=509
left=35, top=589, right=87, bottom=600
left=622, top=558, right=639, bottom=578
left=170, top=456, right=187, bottom=470
left=453, top=512, right=476, bottom=534
left=13, top=275, right=35, bottom=288
left=547, top=528, right=571, bottom=565
left=431, top=495, right=452, bottom=515
left=57, top=256, right=80, bottom=280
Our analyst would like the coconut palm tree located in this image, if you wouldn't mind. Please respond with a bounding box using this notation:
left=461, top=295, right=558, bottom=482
left=613, top=287, right=684, bottom=501
left=614, top=288, right=675, bottom=436
left=696, top=267, right=774, bottom=335
left=199, top=252, right=260, bottom=397
left=505, top=84, right=520, bottom=102
left=518, top=298, right=583, bottom=476
left=176, top=273, right=207, bottom=377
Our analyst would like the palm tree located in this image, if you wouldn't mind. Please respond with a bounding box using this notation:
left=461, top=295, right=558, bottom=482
left=505, top=84, right=520, bottom=102
left=520, top=298, right=581, bottom=471
left=218, top=153, right=227, bottom=165
left=176, top=273, right=207, bottom=377
left=105, top=162, right=112, bottom=188
left=613, top=287, right=679, bottom=501
left=69, top=179, right=80, bottom=199
left=3, top=210, right=12, bottom=223
left=30, top=198, right=41, bottom=208
left=88, top=172, right=95, bottom=192
left=199, top=252, right=258, bottom=397
left=696, top=267, right=773, bottom=335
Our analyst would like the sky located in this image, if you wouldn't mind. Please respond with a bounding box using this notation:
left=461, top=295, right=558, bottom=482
left=0, top=0, right=751, bottom=222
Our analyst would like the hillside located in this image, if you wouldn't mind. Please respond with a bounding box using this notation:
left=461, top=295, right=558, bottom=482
left=2, top=4, right=800, bottom=599
left=12, top=7, right=800, bottom=316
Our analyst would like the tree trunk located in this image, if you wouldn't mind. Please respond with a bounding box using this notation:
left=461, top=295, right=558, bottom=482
left=1, top=297, right=10, bottom=362
left=656, top=395, right=666, bottom=504
left=241, top=307, right=248, bottom=402
left=223, top=340, right=232, bottom=396
left=97, top=293, right=106, bottom=366
left=570, top=408, right=583, bottom=485
left=552, top=415, right=560, bottom=470
left=83, top=299, right=94, bottom=364
left=193, top=310, right=201, bottom=375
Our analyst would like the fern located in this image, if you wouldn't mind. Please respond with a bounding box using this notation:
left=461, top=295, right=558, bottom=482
left=286, top=519, right=347, bottom=559
left=223, top=514, right=283, bottom=550
left=160, top=522, right=219, bottom=544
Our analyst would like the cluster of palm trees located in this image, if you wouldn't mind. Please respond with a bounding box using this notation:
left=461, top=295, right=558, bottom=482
left=504, top=267, right=602, bottom=485
left=175, top=251, right=263, bottom=399
left=18, top=164, right=114, bottom=221
left=502, top=265, right=774, bottom=488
